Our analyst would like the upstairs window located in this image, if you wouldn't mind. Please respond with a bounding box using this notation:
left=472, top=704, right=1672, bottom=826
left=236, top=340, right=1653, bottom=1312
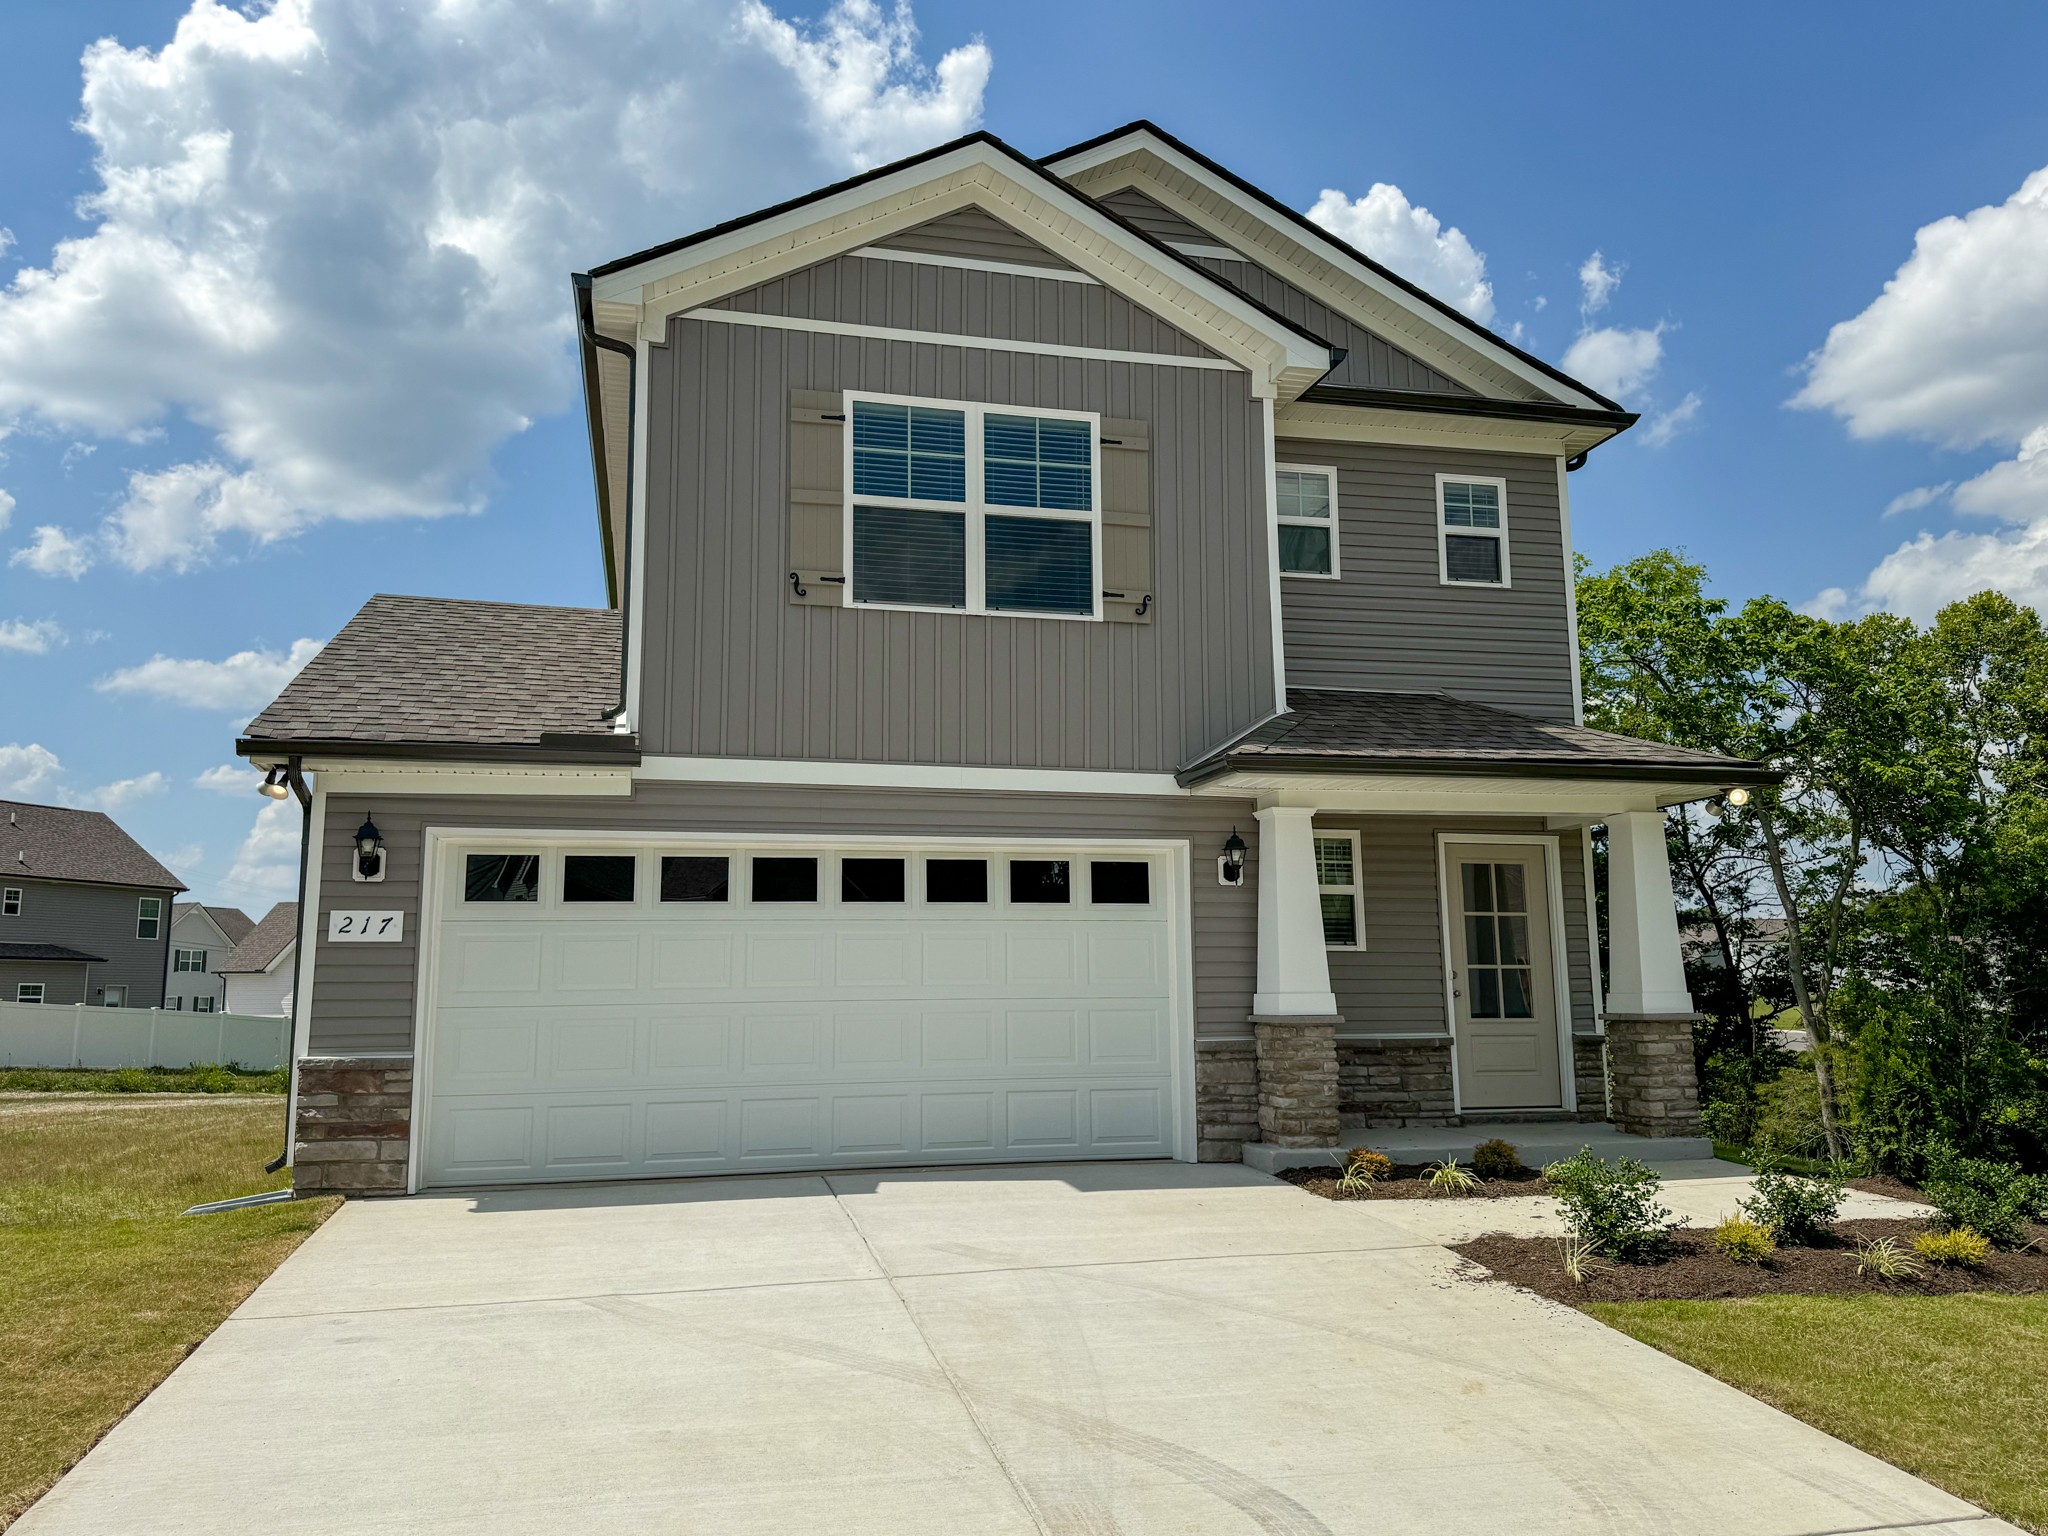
left=848, top=395, right=1099, bottom=619
left=174, top=947, right=208, bottom=973
left=1437, top=475, right=1509, bottom=586
left=1276, top=465, right=1339, bottom=578
left=1, top=887, right=19, bottom=917
left=136, top=897, right=162, bottom=941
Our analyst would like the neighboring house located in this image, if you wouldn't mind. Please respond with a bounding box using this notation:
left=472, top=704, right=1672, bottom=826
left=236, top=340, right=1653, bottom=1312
left=217, top=902, right=299, bottom=1017
left=165, top=903, right=255, bottom=1013
left=239, top=122, right=1773, bottom=1197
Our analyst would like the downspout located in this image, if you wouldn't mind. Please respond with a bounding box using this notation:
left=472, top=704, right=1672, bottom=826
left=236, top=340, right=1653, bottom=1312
left=265, top=756, right=311, bottom=1176
left=574, top=272, right=636, bottom=725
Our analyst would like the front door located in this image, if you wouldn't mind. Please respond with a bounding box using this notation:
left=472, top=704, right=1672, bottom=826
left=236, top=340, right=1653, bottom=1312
left=1448, top=845, right=1562, bottom=1110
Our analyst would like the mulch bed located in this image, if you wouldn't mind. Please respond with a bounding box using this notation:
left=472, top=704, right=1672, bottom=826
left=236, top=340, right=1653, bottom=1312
left=1846, top=1173, right=1925, bottom=1203
left=1277, top=1163, right=1550, bottom=1201
left=1453, top=1217, right=2048, bottom=1304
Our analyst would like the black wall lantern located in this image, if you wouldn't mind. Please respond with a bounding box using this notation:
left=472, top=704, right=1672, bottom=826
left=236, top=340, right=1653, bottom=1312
left=1219, top=827, right=1247, bottom=887
left=352, top=816, right=387, bottom=884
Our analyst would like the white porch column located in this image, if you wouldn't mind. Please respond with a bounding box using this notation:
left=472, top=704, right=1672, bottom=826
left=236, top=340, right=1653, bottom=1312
left=1251, top=806, right=1337, bottom=1017
left=1604, top=810, right=1694, bottom=1015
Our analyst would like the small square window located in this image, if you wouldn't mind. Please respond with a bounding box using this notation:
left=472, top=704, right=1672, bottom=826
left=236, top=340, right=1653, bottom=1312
left=842, top=858, right=906, bottom=903
left=1089, top=861, right=1150, bottom=905
left=660, top=856, right=729, bottom=903
left=1009, top=860, right=1070, bottom=904
left=752, top=856, right=818, bottom=903
left=465, top=854, right=540, bottom=902
left=17, top=983, right=43, bottom=1004
left=926, top=859, right=987, bottom=903
left=194, top=996, right=216, bottom=1014
left=564, top=854, right=636, bottom=903
left=103, top=985, right=128, bottom=1008
left=1, top=887, right=20, bottom=917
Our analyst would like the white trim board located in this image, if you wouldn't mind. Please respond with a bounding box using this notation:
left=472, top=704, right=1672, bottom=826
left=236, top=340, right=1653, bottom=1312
left=683, top=305, right=1243, bottom=373
left=634, top=756, right=1189, bottom=796
left=850, top=245, right=1100, bottom=284
left=282, top=781, right=326, bottom=1167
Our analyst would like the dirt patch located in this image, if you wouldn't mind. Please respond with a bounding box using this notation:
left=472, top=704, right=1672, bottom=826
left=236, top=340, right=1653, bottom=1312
left=1846, top=1173, right=1925, bottom=1203
left=1453, top=1217, right=2048, bottom=1305
left=1277, top=1163, right=1549, bottom=1202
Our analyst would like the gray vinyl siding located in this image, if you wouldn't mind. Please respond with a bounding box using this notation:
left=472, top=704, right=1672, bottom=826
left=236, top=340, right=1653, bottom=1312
left=0, top=960, right=90, bottom=1006
left=1319, top=817, right=1595, bottom=1038
left=304, top=785, right=1262, bottom=1057
left=709, top=252, right=1218, bottom=358
left=1095, top=185, right=1215, bottom=246
left=873, top=206, right=1075, bottom=269
left=1274, top=438, right=1578, bottom=722
left=0, top=877, right=172, bottom=1008
left=639, top=311, right=1276, bottom=771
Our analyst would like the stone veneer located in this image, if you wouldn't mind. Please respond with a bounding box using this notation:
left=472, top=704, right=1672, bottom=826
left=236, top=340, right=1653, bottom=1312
left=1573, top=1035, right=1609, bottom=1122
left=1337, top=1038, right=1455, bottom=1126
left=293, top=1056, right=413, bottom=1195
left=1251, top=1018, right=1341, bottom=1148
left=1602, top=1015, right=1704, bottom=1136
left=1195, top=1040, right=1258, bottom=1161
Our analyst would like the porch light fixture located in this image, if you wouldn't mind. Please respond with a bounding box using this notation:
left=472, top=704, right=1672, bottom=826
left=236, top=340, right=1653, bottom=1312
left=1725, top=786, right=1751, bottom=807
left=1219, top=828, right=1247, bottom=887
left=352, top=816, right=387, bottom=884
left=258, top=766, right=291, bottom=800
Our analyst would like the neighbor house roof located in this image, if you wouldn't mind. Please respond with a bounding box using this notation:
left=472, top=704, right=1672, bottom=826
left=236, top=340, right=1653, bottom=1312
left=173, top=903, right=256, bottom=945
left=0, top=942, right=107, bottom=964
left=1178, top=690, right=1779, bottom=787
left=238, top=594, right=635, bottom=764
left=0, top=800, right=186, bottom=893
left=219, top=902, right=299, bottom=974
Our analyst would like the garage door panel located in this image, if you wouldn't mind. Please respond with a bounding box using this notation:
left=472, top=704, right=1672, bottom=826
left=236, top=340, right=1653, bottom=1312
left=833, top=1012, right=914, bottom=1068
left=1089, top=929, right=1166, bottom=987
left=922, top=933, right=996, bottom=985
left=1005, top=932, right=1078, bottom=985
left=745, top=933, right=825, bottom=988
left=1005, top=1009, right=1079, bottom=1066
left=549, top=1015, right=639, bottom=1080
left=920, top=1092, right=996, bottom=1151
left=444, top=934, right=542, bottom=995
left=832, top=1094, right=911, bottom=1155
left=643, top=1099, right=728, bottom=1166
left=443, top=1014, right=539, bottom=1088
left=1006, top=1089, right=1082, bottom=1149
left=1089, top=1086, right=1165, bottom=1146
left=1088, top=1008, right=1167, bottom=1065
left=543, top=1102, right=634, bottom=1170
left=742, top=1014, right=824, bottom=1072
left=436, top=1103, right=537, bottom=1176
left=553, top=934, right=644, bottom=993
left=921, top=1009, right=996, bottom=1065
left=649, top=1015, right=734, bottom=1073
left=650, top=933, right=735, bottom=989
left=739, top=1096, right=822, bottom=1159
left=835, top=933, right=916, bottom=986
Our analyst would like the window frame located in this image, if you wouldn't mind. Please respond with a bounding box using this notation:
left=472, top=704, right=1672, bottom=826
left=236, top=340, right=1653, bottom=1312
left=1275, top=462, right=1341, bottom=580
left=16, top=982, right=43, bottom=1004
left=193, top=995, right=217, bottom=1014
left=136, top=897, right=163, bottom=941
left=1314, top=829, right=1365, bottom=952
left=174, top=946, right=208, bottom=973
left=1435, top=473, right=1511, bottom=588
left=1, top=887, right=19, bottom=917
left=842, top=390, right=1103, bottom=622
left=102, top=984, right=128, bottom=1008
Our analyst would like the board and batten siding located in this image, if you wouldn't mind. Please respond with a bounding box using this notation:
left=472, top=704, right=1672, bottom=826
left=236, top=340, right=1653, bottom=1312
left=0, top=877, right=172, bottom=1009
left=1273, top=437, right=1578, bottom=723
left=872, top=206, right=1077, bottom=269
left=1094, top=185, right=1216, bottom=247
left=640, top=308, right=1276, bottom=772
left=1319, top=816, right=1597, bottom=1038
left=303, top=785, right=1264, bottom=1058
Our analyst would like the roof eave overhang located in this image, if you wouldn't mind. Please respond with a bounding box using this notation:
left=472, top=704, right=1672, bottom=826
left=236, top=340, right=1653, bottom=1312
left=1178, top=754, right=1783, bottom=806
left=238, top=736, right=643, bottom=769
left=1279, top=389, right=1635, bottom=460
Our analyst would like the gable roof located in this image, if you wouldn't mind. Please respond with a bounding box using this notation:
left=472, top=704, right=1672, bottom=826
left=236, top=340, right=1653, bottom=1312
left=173, top=903, right=255, bottom=946
left=0, top=942, right=106, bottom=964
left=1042, top=120, right=1626, bottom=414
left=219, top=901, right=298, bottom=975
left=239, top=594, right=633, bottom=763
left=0, top=800, right=186, bottom=893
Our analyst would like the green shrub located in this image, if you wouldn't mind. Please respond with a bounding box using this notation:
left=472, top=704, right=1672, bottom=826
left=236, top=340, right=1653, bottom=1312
left=1544, top=1148, right=1673, bottom=1261
left=1738, top=1168, right=1846, bottom=1245
left=1855, top=1235, right=1923, bottom=1280
left=1426, top=1158, right=1480, bottom=1196
left=1711, top=1216, right=1776, bottom=1264
left=1914, top=1227, right=1991, bottom=1268
left=181, top=1063, right=240, bottom=1094
left=1471, top=1138, right=1525, bottom=1180
left=1335, top=1148, right=1392, bottom=1193
left=1921, top=1143, right=2048, bottom=1249
left=104, top=1068, right=152, bottom=1093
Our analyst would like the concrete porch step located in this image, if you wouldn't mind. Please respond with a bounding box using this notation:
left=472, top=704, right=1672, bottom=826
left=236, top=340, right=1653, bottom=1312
left=1242, top=1122, right=1718, bottom=1175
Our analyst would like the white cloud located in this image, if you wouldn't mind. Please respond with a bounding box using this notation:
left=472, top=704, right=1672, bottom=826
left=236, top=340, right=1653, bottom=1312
left=0, top=619, right=64, bottom=655
left=87, top=772, right=166, bottom=812
left=1640, top=391, right=1703, bottom=448
left=11, top=525, right=92, bottom=579
left=220, top=798, right=300, bottom=903
left=1883, top=483, right=1954, bottom=518
left=1561, top=323, right=1666, bottom=404
left=0, top=487, right=13, bottom=531
left=158, top=842, right=204, bottom=876
left=1305, top=185, right=1495, bottom=323
left=0, top=743, right=164, bottom=812
left=194, top=763, right=259, bottom=795
left=1579, top=251, right=1624, bottom=315
left=0, top=0, right=989, bottom=575
left=95, top=637, right=323, bottom=712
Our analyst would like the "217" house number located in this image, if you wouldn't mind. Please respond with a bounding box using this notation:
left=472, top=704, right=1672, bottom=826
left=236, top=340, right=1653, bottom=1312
left=328, top=910, right=404, bottom=942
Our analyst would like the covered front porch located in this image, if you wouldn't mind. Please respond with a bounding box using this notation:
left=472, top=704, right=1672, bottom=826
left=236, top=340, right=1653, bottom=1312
left=1180, top=690, right=1776, bottom=1170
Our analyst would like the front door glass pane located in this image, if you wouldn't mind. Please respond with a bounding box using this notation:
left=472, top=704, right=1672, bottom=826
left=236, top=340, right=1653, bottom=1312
left=1461, top=861, right=1535, bottom=1021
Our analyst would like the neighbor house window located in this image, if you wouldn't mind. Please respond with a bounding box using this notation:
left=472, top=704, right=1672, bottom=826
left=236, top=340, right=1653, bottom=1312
left=102, top=985, right=128, bottom=1008
left=1314, top=831, right=1363, bottom=949
left=174, top=947, right=208, bottom=972
left=848, top=395, right=1099, bottom=619
left=193, top=996, right=217, bottom=1014
left=166, top=997, right=182, bottom=1010
left=136, top=897, right=162, bottom=940
left=1276, top=465, right=1339, bottom=577
left=1437, top=475, right=1509, bottom=586
left=16, top=983, right=43, bottom=1004
left=1, top=887, right=19, bottom=917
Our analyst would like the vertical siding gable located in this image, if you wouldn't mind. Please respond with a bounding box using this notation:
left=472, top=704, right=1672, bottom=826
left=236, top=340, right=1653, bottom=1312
left=872, top=205, right=1079, bottom=269
left=1094, top=185, right=1215, bottom=245
left=1196, top=257, right=1474, bottom=396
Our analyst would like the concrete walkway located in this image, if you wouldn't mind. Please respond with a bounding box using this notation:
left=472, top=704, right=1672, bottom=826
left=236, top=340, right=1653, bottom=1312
left=15, top=1162, right=2016, bottom=1535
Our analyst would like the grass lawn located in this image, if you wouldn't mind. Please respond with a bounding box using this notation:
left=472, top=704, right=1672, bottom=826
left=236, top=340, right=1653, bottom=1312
left=1590, top=1294, right=2048, bottom=1534
left=0, top=1098, right=338, bottom=1528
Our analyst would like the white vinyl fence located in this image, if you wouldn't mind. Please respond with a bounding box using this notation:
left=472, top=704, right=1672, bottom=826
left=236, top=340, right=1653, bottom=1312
left=0, top=1000, right=290, bottom=1071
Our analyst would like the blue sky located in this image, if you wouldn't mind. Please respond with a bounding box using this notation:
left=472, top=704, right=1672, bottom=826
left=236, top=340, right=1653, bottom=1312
left=3, top=0, right=2046, bottom=909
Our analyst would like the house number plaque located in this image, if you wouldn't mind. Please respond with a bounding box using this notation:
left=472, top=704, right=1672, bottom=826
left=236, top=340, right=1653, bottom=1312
left=328, top=910, right=405, bottom=942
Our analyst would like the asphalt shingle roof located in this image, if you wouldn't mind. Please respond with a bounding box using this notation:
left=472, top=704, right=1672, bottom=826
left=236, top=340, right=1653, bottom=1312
left=0, top=800, right=186, bottom=892
left=0, top=942, right=107, bottom=964
left=174, top=903, right=256, bottom=945
left=239, top=594, right=630, bottom=759
left=1180, top=689, right=1776, bottom=785
left=219, top=902, right=299, bottom=974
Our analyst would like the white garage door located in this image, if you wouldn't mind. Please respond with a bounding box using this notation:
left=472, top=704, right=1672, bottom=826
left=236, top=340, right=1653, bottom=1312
left=418, top=838, right=1187, bottom=1187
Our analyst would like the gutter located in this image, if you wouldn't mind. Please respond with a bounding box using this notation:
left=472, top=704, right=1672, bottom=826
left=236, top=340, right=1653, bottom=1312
left=1176, top=752, right=1785, bottom=790
left=236, top=735, right=642, bottom=767
left=1294, top=383, right=1638, bottom=434
left=574, top=272, right=637, bottom=726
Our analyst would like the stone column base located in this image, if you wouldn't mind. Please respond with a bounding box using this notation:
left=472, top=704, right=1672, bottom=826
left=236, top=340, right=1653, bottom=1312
left=1602, top=1015, right=1703, bottom=1137
left=294, top=1056, right=414, bottom=1196
left=1250, top=1015, right=1341, bottom=1148
left=1196, top=1040, right=1258, bottom=1161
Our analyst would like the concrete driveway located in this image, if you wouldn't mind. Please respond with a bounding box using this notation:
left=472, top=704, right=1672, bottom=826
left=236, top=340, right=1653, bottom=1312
left=16, top=1163, right=2016, bottom=1535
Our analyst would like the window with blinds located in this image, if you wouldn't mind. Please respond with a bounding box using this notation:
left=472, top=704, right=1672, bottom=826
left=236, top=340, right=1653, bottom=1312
left=1277, top=465, right=1339, bottom=577
left=1437, top=476, right=1509, bottom=586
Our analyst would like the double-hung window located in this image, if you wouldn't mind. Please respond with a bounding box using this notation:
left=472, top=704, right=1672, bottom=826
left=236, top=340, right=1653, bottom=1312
left=136, top=897, right=162, bottom=941
left=1314, top=831, right=1364, bottom=950
left=174, top=947, right=208, bottom=973
left=1437, top=475, right=1509, bottom=586
left=1, top=887, right=19, bottom=917
left=848, top=395, right=1099, bottom=619
left=1276, top=465, right=1340, bottom=578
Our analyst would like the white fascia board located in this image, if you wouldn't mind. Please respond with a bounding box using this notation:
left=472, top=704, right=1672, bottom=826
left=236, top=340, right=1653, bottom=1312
left=1275, top=401, right=1621, bottom=459
left=262, top=939, right=296, bottom=977
left=635, top=755, right=1189, bottom=798
left=1188, top=771, right=1713, bottom=816
left=591, top=142, right=1329, bottom=400
left=304, top=762, right=636, bottom=797
left=1051, top=133, right=1610, bottom=412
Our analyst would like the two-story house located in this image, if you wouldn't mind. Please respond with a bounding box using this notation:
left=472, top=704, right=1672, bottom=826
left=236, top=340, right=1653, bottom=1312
left=165, top=903, right=254, bottom=1013
left=0, top=799, right=185, bottom=1008
left=239, top=123, right=1771, bottom=1197
left=217, top=901, right=300, bottom=1018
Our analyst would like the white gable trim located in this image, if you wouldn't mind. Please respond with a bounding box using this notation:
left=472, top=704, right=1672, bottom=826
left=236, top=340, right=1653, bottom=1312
left=850, top=245, right=1100, bottom=284
left=684, top=306, right=1242, bottom=373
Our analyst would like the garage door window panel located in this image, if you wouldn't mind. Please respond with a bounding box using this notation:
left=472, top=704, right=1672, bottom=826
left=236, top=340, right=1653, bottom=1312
left=842, top=857, right=906, bottom=904
left=926, top=858, right=988, bottom=904
left=1010, top=860, right=1071, bottom=905
left=752, top=856, right=819, bottom=903
left=1089, top=861, right=1151, bottom=906
left=563, top=854, right=636, bottom=903
left=466, top=854, right=540, bottom=903
left=660, top=855, right=730, bottom=903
